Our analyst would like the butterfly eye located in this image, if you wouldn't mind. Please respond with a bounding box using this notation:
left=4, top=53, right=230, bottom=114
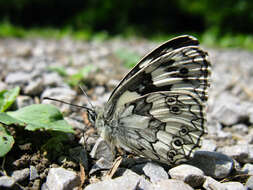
left=166, top=97, right=177, bottom=105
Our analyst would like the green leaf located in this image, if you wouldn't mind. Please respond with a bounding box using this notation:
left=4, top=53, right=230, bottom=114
left=0, top=112, right=25, bottom=126
left=6, top=104, right=74, bottom=133
left=0, top=124, right=14, bottom=157
left=0, top=87, right=20, bottom=112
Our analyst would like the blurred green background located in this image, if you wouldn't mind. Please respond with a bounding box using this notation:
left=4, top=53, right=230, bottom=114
left=0, top=0, right=253, bottom=49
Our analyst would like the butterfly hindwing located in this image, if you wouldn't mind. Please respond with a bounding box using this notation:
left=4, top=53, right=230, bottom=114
left=114, top=91, right=206, bottom=164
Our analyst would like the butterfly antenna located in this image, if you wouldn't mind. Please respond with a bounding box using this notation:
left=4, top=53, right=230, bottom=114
left=79, top=85, right=95, bottom=110
left=43, top=97, right=95, bottom=113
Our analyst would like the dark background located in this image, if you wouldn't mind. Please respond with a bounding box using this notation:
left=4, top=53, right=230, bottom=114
left=0, top=0, right=252, bottom=36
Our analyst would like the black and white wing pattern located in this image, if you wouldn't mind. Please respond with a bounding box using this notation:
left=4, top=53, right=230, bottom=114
left=95, top=35, right=211, bottom=165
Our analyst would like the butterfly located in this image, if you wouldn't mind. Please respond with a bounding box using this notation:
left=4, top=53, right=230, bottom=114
left=85, top=35, right=211, bottom=165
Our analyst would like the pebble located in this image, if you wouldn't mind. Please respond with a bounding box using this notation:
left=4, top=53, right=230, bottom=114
left=85, top=170, right=152, bottom=190
left=222, top=181, right=245, bottom=190
left=199, top=139, right=217, bottom=152
left=217, top=144, right=253, bottom=163
left=46, top=168, right=80, bottom=190
left=5, top=71, right=32, bottom=85
left=0, top=176, right=16, bottom=188
left=11, top=168, right=30, bottom=182
left=90, top=137, right=114, bottom=162
left=30, top=165, right=39, bottom=180
left=168, top=164, right=205, bottom=188
left=24, top=78, right=44, bottom=95
left=142, top=162, right=168, bottom=183
left=203, top=176, right=226, bottom=190
left=245, top=176, right=253, bottom=190
left=153, top=179, right=194, bottom=190
left=16, top=95, right=34, bottom=108
left=241, top=163, right=253, bottom=175
left=69, top=146, right=89, bottom=171
left=89, top=157, right=113, bottom=175
left=189, top=151, right=234, bottom=179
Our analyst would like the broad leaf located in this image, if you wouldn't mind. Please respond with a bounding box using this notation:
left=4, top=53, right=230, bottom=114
left=6, top=104, right=74, bottom=133
left=0, top=124, right=14, bottom=157
left=0, top=87, right=20, bottom=112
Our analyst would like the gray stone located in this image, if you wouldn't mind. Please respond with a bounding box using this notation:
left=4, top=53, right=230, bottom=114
left=241, top=163, right=253, bottom=175
left=46, top=168, right=80, bottom=190
left=0, top=176, right=15, bottom=188
left=199, top=139, right=217, bottom=152
left=85, top=170, right=152, bottom=190
left=30, top=165, right=39, bottom=180
left=189, top=151, right=233, bottom=179
left=90, top=137, right=114, bottom=162
left=69, top=146, right=89, bottom=171
left=5, top=71, right=32, bottom=85
left=210, top=93, right=246, bottom=126
left=169, top=164, right=205, bottom=188
left=16, top=95, right=34, bottom=108
left=203, top=176, right=226, bottom=190
left=153, top=179, right=194, bottom=190
left=231, top=124, right=248, bottom=135
left=24, top=78, right=44, bottom=95
left=222, top=182, right=245, bottom=190
left=217, top=144, right=253, bottom=163
left=142, top=162, right=168, bottom=183
left=41, top=87, right=76, bottom=113
left=89, top=157, right=113, bottom=175
left=11, top=168, right=30, bottom=182
left=246, top=176, right=253, bottom=190
left=43, top=72, right=63, bottom=86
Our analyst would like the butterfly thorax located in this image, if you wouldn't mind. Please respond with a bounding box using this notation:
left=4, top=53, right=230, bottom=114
left=95, top=109, right=119, bottom=149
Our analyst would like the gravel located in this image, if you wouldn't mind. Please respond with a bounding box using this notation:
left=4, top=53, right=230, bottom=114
left=1, top=37, right=253, bottom=189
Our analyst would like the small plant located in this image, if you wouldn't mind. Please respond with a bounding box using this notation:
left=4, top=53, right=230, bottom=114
left=0, top=87, right=74, bottom=157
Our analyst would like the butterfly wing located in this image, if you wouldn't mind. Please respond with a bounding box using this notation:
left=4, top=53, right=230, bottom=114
left=113, top=91, right=206, bottom=165
left=97, top=35, right=210, bottom=165
left=104, top=35, right=210, bottom=119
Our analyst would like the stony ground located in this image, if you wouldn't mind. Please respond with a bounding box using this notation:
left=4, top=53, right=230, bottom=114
left=0, top=37, right=253, bottom=190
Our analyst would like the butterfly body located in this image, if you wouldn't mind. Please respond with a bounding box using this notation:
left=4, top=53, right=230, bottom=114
left=90, top=35, right=211, bottom=166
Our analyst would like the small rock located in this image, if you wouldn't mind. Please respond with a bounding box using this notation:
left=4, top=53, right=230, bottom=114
left=217, top=144, right=253, bottom=163
left=231, top=124, right=248, bottom=135
left=94, top=86, right=105, bottom=95
left=199, top=139, right=217, bottom=152
left=43, top=72, right=63, bottom=86
left=169, top=164, right=205, bottom=188
left=46, top=168, right=80, bottom=190
left=0, top=176, right=16, bottom=188
left=30, top=165, right=39, bottom=180
left=5, top=71, right=32, bottom=85
left=246, top=176, right=253, bottom=190
left=69, top=146, right=89, bottom=171
left=90, top=137, right=114, bottom=162
left=41, top=87, right=76, bottom=113
left=241, top=163, right=253, bottom=175
left=153, top=179, right=194, bottom=190
left=203, top=176, right=226, bottom=190
left=11, top=168, right=30, bottom=182
left=222, top=182, right=245, bottom=190
left=211, top=93, right=246, bottom=126
left=24, top=78, right=44, bottom=95
left=189, top=151, right=233, bottom=179
left=32, top=179, right=41, bottom=190
left=141, top=162, right=168, bottom=183
left=16, top=95, right=34, bottom=108
left=85, top=170, right=152, bottom=190
left=89, top=157, right=113, bottom=175
left=0, top=80, right=7, bottom=91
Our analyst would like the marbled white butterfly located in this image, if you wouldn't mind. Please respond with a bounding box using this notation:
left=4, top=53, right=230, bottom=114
left=47, top=35, right=211, bottom=166
left=85, top=35, right=211, bottom=165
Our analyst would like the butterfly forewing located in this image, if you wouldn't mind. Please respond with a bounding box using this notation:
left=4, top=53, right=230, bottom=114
left=96, top=35, right=210, bottom=165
